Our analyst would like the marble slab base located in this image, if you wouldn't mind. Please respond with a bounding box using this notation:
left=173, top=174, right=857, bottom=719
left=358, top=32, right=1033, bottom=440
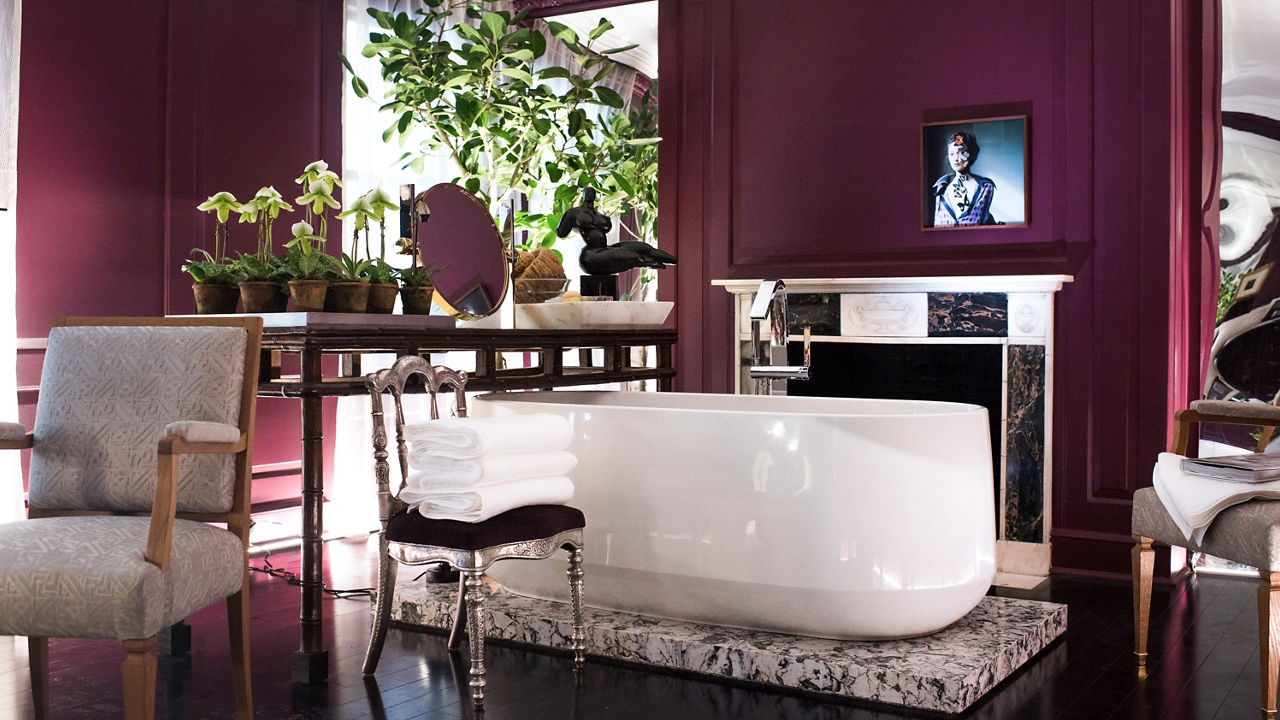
left=389, top=577, right=1066, bottom=715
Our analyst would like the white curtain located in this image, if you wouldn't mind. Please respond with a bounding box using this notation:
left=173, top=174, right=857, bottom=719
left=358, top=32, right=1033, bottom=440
left=0, top=0, right=22, bottom=523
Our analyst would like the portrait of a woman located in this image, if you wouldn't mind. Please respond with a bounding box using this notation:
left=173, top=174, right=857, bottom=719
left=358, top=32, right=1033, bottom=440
left=931, top=131, right=997, bottom=226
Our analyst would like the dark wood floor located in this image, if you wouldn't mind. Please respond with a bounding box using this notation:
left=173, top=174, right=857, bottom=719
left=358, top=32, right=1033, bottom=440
left=0, top=535, right=1269, bottom=719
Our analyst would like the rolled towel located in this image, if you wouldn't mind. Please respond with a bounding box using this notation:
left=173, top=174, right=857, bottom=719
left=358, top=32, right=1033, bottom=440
left=404, top=414, right=572, bottom=459
left=400, top=475, right=576, bottom=523
left=406, top=450, right=578, bottom=489
left=1153, top=452, right=1280, bottom=543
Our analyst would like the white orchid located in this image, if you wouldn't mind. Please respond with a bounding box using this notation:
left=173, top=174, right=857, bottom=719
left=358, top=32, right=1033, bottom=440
left=292, top=220, right=314, bottom=237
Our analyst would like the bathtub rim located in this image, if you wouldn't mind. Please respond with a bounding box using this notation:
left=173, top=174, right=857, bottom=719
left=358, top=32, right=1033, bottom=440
left=473, top=389, right=989, bottom=420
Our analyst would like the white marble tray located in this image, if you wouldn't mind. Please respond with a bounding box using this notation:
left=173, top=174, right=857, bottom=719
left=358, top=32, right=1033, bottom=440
left=515, top=300, right=673, bottom=329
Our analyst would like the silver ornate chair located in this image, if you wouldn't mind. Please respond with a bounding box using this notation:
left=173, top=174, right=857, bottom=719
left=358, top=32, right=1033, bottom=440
left=1133, top=400, right=1280, bottom=719
left=361, top=355, right=586, bottom=706
left=0, top=316, right=262, bottom=720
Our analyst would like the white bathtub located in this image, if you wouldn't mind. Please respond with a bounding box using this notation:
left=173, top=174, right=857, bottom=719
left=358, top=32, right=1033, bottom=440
left=472, top=391, right=996, bottom=640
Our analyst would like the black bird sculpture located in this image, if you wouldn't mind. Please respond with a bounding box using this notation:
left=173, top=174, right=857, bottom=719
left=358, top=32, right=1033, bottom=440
left=556, top=188, right=676, bottom=276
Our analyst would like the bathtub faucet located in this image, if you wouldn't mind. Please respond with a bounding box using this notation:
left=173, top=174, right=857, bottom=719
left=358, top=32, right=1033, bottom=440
left=748, top=280, right=811, bottom=394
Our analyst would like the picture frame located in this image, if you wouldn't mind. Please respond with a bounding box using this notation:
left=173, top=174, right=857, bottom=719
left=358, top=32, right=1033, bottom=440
left=923, top=114, right=1028, bottom=230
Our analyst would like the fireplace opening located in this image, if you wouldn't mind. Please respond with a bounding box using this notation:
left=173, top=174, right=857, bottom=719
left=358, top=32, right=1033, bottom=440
left=787, top=341, right=1004, bottom=525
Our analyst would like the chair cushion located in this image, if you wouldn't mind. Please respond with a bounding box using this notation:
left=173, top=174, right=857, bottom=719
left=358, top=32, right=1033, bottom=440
left=28, top=325, right=247, bottom=514
left=1189, top=399, right=1280, bottom=422
left=386, top=504, right=585, bottom=551
left=1133, top=487, right=1280, bottom=571
left=0, top=516, right=244, bottom=639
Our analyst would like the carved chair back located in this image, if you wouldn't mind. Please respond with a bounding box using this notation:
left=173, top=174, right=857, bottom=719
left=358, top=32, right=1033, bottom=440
left=364, top=356, right=468, bottom=525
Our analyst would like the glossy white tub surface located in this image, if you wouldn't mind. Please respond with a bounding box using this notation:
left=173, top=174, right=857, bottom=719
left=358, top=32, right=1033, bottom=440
left=472, top=391, right=996, bottom=640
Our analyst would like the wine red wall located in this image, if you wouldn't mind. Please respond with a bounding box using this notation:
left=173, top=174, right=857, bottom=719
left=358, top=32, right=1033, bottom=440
left=15, top=0, right=345, bottom=507
left=657, top=0, right=1217, bottom=577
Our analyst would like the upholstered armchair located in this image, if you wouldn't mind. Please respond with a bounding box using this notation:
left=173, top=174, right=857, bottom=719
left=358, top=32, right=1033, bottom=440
left=0, top=316, right=262, bottom=720
left=1133, top=399, right=1280, bottom=719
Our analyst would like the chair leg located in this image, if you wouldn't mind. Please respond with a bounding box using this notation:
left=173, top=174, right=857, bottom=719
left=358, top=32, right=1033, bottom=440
left=226, top=586, right=253, bottom=719
left=1259, top=570, right=1280, bottom=718
left=28, top=637, right=48, bottom=720
left=362, top=537, right=399, bottom=676
left=448, top=574, right=467, bottom=650
left=462, top=570, right=487, bottom=706
left=567, top=546, right=586, bottom=667
left=121, top=637, right=157, bottom=720
left=1132, top=535, right=1154, bottom=671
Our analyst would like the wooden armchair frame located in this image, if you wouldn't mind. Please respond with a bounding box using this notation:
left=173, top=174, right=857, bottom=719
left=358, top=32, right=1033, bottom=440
left=0, top=316, right=262, bottom=720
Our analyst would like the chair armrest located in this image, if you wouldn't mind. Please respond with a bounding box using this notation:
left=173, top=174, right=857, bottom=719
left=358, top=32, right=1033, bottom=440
left=1185, top=399, right=1280, bottom=425
left=0, top=422, right=32, bottom=450
left=145, top=424, right=248, bottom=569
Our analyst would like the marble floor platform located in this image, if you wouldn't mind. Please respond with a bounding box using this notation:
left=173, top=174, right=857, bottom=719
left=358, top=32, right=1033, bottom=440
left=389, top=576, right=1067, bottom=715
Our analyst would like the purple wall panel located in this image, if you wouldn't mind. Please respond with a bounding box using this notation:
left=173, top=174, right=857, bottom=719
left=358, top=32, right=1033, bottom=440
left=16, top=0, right=344, bottom=508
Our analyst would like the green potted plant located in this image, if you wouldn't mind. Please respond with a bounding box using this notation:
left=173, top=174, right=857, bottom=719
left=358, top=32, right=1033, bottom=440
left=280, top=221, right=336, bottom=311
left=234, top=186, right=294, bottom=312
left=185, top=191, right=242, bottom=313
left=365, top=186, right=401, bottom=313
left=396, top=264, right=438, bottom=315
left=325, top=253, right=372, bottom=313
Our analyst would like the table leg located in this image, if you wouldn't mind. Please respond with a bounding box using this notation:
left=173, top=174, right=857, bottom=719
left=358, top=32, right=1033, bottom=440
left=292, top=348, right=329, bottom=685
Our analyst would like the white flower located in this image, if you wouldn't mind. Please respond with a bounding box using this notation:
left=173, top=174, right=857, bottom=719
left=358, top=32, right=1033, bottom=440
left=292, top=221, right=314, bottom=237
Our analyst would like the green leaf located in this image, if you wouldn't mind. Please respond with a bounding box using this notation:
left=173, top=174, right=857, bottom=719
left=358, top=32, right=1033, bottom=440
left=611, top=171, right=634, bottom=196
left=455, top=23, right=483, bottom=44
left=567, top=108, right=584, bottom=137
left=626, top=137, right=662, bottom=146
left=481, top=12, right=506, bottom=40
left=351, top=76, right=369, bottom=98
left=506, top=48, right=535, bottom=62
left=538, top=66, right=570, bottom=81
left=411, top=156, right=425, bottom=174
left=465, top=177, right=481, bottom=195
left=589, top=19, right=614, bottom=41
left=397, top=110, right=413, bottom=133
left=500, top=67, right=534, bottom=85
left=545, top=21, right=578, bottom=45
left=601, top=43, right=640, bottom=55
left=595, top=86, right=624, bottom=108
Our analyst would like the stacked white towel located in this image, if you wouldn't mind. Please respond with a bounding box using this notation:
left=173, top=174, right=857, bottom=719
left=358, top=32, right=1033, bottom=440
left=400, top=414, right=576, bottom=522
left=1153, top=452, right=1280, bottom=543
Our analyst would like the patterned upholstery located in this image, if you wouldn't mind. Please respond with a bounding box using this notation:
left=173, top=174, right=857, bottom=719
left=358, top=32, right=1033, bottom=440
left=1132, top=487, right=1280, bottom=571
left=28, top=326, right=247, bottom=514
left=0, top=516, right=244, bottom=639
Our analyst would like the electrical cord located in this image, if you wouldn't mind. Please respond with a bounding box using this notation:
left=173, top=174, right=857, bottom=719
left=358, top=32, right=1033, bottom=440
left=249, top=548, right=375, bottom=600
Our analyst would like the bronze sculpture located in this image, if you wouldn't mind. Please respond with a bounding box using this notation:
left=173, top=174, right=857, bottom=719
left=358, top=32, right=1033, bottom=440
left=556, top=188, right=676, bottom=276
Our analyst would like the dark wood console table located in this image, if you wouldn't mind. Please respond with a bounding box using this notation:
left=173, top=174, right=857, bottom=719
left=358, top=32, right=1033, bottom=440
left=254, top=313, right=676, bottom=684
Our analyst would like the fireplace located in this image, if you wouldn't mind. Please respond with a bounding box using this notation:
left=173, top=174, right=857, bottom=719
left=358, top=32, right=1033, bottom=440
left=714, top=275, right=1072, bottom=581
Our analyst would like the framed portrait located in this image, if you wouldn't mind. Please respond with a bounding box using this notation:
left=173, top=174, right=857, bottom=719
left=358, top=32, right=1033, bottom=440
left=923, top=115, right=1028, bottom=230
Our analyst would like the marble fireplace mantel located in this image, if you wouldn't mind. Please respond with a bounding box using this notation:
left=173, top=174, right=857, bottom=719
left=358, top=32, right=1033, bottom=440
left=714, top=275, right=1073, bottom=583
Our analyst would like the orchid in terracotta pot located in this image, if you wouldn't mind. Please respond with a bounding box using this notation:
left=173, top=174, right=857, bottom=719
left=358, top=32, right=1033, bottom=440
left=233, top=186, right=294, bottom=312
left=184, top=191, right=242, bottom=313
left=280, top=220, right=336, bottom=312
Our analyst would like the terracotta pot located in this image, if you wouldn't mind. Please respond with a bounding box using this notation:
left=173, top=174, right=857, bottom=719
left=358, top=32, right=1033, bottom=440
left=238, top=281, right=288, bottom=314
left=288, top=279, right=329, bottom=312
left=400, top=285, right=435, bottom=315
left=367, top=283, right=399, bottom=314
left=192, top=283, right=240, bottom=314
left=324, top=281, right=370, bottom=313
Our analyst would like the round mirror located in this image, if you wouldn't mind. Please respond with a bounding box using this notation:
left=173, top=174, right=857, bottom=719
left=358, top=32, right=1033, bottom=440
left=415, top=183, right=510, bottom=319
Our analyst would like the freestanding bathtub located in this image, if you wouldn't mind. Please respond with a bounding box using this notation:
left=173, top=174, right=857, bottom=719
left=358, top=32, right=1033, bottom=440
left=472, top=391, right=996, bottom=640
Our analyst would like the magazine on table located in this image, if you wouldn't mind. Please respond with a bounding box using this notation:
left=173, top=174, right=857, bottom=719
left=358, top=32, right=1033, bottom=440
left=1180, top=452, right=1280, bottom=483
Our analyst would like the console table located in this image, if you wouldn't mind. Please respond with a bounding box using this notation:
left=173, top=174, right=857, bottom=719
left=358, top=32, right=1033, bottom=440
left=254, top=313, right=677, bottom=684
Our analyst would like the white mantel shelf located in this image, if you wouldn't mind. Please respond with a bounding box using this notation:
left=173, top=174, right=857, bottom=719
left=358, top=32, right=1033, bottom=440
left=712, top=274, right=1073, bottom=294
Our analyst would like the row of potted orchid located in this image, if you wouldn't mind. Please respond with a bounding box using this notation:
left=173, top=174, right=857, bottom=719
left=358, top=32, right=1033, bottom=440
left=182, top=160, right=438, bottom=315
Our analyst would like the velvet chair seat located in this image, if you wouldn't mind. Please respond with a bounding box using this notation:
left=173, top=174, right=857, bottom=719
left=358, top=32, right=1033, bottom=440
left=385, top=505, right=586, bottom=550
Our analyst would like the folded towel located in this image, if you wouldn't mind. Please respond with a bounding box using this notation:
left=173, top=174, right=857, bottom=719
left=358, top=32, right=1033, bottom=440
left=406, top=450, right=578, bottom=490
left=404, top=414, right=572, bottom=459
left=1153, top=452, right=1280, bottom=543
left=400, top=475, right=576, bottom=523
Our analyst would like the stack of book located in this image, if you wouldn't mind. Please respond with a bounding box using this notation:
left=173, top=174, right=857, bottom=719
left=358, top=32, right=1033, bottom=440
left=1181, top=452, right=1280, bottom=483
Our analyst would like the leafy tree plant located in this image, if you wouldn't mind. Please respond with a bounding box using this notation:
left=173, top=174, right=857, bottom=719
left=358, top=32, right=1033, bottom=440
left=346, top=1, right=650, bottom=242
left=280, top=221, right=337, bottom=281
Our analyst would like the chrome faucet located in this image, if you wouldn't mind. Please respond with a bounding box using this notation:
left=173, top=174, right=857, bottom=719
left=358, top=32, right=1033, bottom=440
left=748, top=280, right=811, bottom=394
